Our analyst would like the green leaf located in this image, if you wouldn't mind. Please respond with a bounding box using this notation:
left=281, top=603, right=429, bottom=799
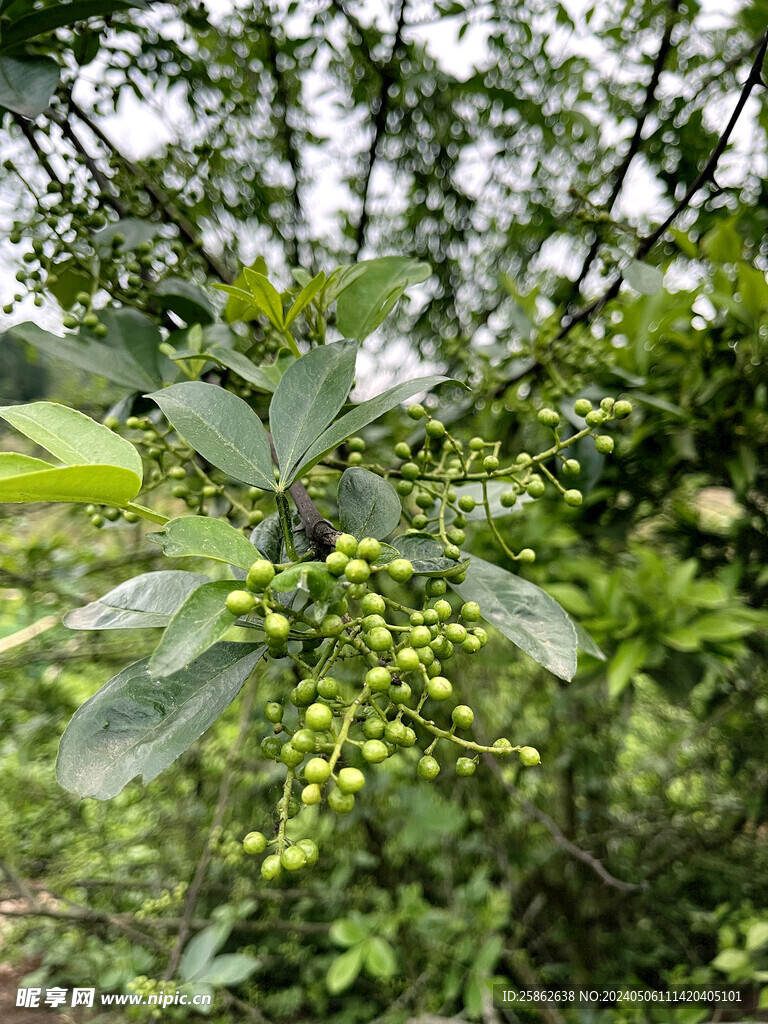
left=0, top=56, right=59, bottom=118
left=329, top=918, right=369, bottom=947
left=217, top=257, right=267, bottom=322
left=8, top=317, right=167, bottom=392
left=150, top=517, right=261, bottom=571
left=271, top=562, right=344, bottom=621
left=204, top=345, right=295, bottom=393
left=155, top=277, right=214, bottom=325
left=46, top=258, right=94, bottom=310
left=179, top=923, right=232, bottom=983
left=0, top=452, right=52, bottom=477
left=56, top=642, right=265, bottom=800
left=394, top=532, right=469, bottom=577
left=292, top=373, right=460, bottom=481
left=0, top=1, right=148, bottom=51
left=0, top=400, right=143, bottom=476
left=270, top=343, right=358, bottom=485
left=711, top=948, right=751, bottom=975
left=364, top=937, right=397, bottom=979
left=338, top=467, right=401, bottom=539
left=150, top=580, right=243, bottom=678
left=195, top=954, right=260, bottom=986
left=326, top=946, right=364, bottom=994
left=450, top=555, right=578, bottom=681
left=573, top=621, right=605, bottom=661
left=624, top=260, right=664, bottom=295
left=335, top=257, right=431, bottom=339
left=747, top=922, right=768, bottom=952
left=607, top=636, right=648, bottom=697
left=242, top=269, right=284, bottom=328
left=148, top=381, right=276, bottom=491
left=0, top=462, right=142, bottom=506
left=65, top=570, right=210, bottom=630
left=285, top=270, right=326, bottom=327
left=248, top=512, right=283, bottom=564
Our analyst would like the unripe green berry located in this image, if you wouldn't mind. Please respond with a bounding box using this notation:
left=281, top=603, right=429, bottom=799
left=423, top=609, right=439, bottom=626
left=574, top=398, right=592, bottom=416
left=492, top=738, right=513, bottom=757
left=243, top=831, right=267, bottom=854
left=613, top=400, right=632, bottom=418
left=361, top=593, right=386, bottom=616
left=396, top=647, right=421, bottom=672
left=385, top=720, right=408, bottom=745
left=318, top=676, right=340, bottom=699
left=347, top=436, right=366, bottom=451
left=564, top=489, right=583, bottom=507
left=281, top=846, right=306, bottom=871
left=367, top=626, right=393, bottom=651
left=265, top=612, right=290, bottom=642
left=321, top=614, right=344, bottom=637
left=345, top=558, right=371, bottom=583
left=500, top=490, right=517, bottom=508
left=168, top=465, right=186, bottom=479
left=366, top=666, right=391, bottom=692
left=519, top=745, right=541, bottom=767
left=292, top=729, right=316, bottom=753
left=425, top=419, right=445, bottom=438
left=433, top=599, right=452, bottom=622
left=456, top=757, right=477, bottom=777
left=247, top=559, right=275, bottom=591
left=460, top=602, right=481, bottom=622
left=291, top=678, right=317, bottom=706
left=394, top=441, right=411, bottom=459
left=452, top=705, right=474, bottom=729
left=328, top=788, right=355, bottom=814
left=357, top=537, right=381, bottom=563
left=425, top=577, right=447, bottom=597
left=302, top=783, right=322, bottom=805
left=444, top=622, right=467, bottom=643
left=526, top=476, right=545, bottom=498
left=469, top=436, right=485, bottom=451
left=585, top=409, right=604, bottom=427
left=447, top=526, right=465, bottom=545
left=401, top=461, right=420, bottom=480
left=305, top=757, right=331, bottom=783
left=362, top=739, right=389, bottom=763
left=261, top=854, right=281, bottom=880
left=281, top=743, right=304, bottom=768
left=362, top=614, right=386, bottom=631
left=595, top=434, right=614, bottom=454
left=537, top=408, right=560, bottom=428
left=226, top=590, right=256, bottom=616
left=417, top=755, right=440, bottom=780
left=427, top=675, right=452, bottom=701
left=444, top=543, right=461, bottom=560
left=261, top=735, right=283, bottom=760
left=517, top=548, right=536, bottom=563
left=389, top=681, right=412, bottom=702
left=387, top=558, right=414, bottom=583
left=472, top=627, right=488, bottom=646
left=458, top=494, right=476, bottom=512
left=407, top=403, right=426, bottom=419
left=409, top=625, right=432, bottom=647
left=483, top=455, right=499, bottom=472
left=265, top=701, right=283, bottom=723
left=563, top=458, right=580, bottom=475
left=347, top=452, right=363, bottom=465
left=397, top=479, right=414, bottom=495
left=325, top=551, right=349, bottom=575
left=348, top=583, right=368, bottom=600
left=462, top=635, right=481, bottom=654
left=412, top=514, right=428, bottom=529
left=337, top=767, right=365, bottom=794
left=305, top=703, right=333, bottom=732
left=362, top=717, right=385, bottom=739
left=296, top=838, right=319, bottom=865
left=335, top=533, right=358, bottom=557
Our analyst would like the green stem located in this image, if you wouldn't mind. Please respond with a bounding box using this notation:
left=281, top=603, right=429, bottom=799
left=329, top=684, right=371, bottom=774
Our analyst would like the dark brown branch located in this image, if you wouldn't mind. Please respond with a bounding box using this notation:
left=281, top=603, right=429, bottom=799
left=355, top=0, right=407, bottom=256
left=163, top=679, right=257, bottom=979
left=483, top=756, right=642, bottom=893
left=571, top=0, right=682, bottom=294
left=559, top=27, right=768, bottom=339
left=46, top=109, right=128, bottom=216
left=268, top=435, right=341, bottom=554
left=65, top=96, right=232, bottom=282
left=13, top=115, right=63, bottom=186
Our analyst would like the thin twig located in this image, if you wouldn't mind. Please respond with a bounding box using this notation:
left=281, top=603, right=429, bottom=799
left=559, top=27, right=768, bottom=338
left=483, top=757, right=642, bottom=893
left=13, top=115, right=63, bottom=186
